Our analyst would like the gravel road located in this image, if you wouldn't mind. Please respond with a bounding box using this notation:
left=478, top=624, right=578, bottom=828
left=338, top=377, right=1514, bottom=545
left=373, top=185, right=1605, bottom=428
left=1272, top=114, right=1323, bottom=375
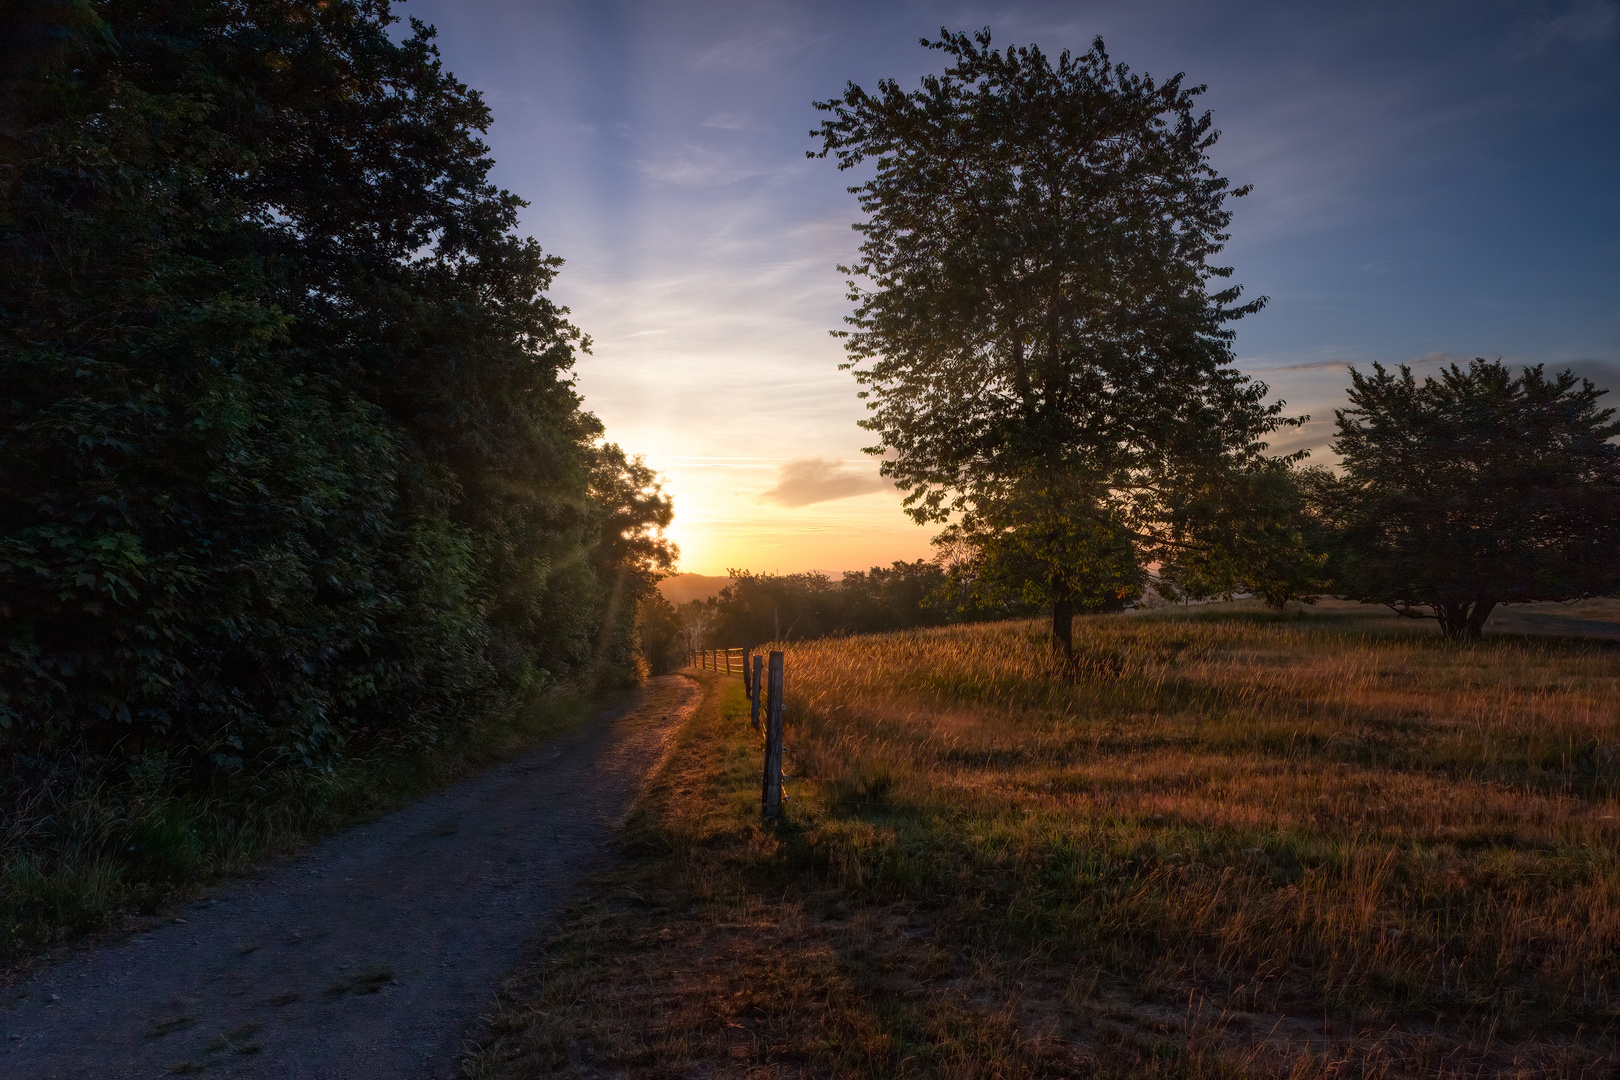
left=0, top=675, right=698, bottom=1080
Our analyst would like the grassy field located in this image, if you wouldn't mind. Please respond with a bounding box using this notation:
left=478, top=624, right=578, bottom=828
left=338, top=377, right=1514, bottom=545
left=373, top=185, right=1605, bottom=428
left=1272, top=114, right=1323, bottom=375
left=0, top=692, right=596, bottom=975
left=470, top=603, right=1620, bottom=1079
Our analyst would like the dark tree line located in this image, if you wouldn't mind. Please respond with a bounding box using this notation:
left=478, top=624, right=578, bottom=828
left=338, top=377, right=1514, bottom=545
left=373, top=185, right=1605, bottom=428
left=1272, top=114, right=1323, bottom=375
left=664, top=560, right=1045, bottom=654
left=0, top=0, right=673, bottom=780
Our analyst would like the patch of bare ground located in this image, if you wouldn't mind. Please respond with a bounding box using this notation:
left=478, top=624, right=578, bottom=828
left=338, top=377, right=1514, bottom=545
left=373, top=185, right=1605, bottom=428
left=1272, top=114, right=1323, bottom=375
left=467, top=607, right=1619, bottom=1079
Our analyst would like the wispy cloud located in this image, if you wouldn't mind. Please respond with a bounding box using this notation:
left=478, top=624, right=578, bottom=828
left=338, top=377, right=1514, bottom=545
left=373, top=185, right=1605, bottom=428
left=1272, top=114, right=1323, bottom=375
left=1262, top=358, right=1351, bottom=372
left=694, top=25, right=821, bottom=72
left=1516, top=0, right=1620, bottom=57
left=1568, top=358, right=1620, bottom=390
left=635, top=146, right=761, bottom=186
left=760, top=458, right=890, bottom=507
left=1410, top=351, right=1478, bottom=371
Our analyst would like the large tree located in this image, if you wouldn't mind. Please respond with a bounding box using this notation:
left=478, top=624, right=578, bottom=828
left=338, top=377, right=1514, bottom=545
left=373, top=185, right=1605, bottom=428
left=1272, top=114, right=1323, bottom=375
left=1330, top=359, right=1620, bottom=640
left=1, top=0, right=672, bottom=771
left=811, top=30, right=1296, bottom=658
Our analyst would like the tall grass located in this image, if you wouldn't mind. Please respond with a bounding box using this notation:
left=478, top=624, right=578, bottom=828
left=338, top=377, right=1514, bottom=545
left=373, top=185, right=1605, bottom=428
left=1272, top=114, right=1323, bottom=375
left=776, top=606, right=1620, bottom=1070
left=472, top=606, right=1620, bottom=1078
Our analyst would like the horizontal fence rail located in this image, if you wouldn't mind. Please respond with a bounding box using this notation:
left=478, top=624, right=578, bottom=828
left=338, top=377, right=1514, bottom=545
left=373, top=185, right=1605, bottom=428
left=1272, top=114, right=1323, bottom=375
left=690, top=646, right=748, bottom=676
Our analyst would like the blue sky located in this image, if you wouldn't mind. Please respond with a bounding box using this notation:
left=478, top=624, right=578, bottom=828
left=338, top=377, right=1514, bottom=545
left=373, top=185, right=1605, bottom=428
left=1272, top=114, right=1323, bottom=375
left=406, top=0, right=1620, bottom=574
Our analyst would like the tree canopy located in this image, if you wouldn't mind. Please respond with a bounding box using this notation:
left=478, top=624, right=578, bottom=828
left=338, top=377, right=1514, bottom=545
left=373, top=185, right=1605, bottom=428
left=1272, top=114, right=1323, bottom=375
left=811, top=29, right=1297, bottom=657
left=686, top=560, right=1033, bottom=650
left=1, top=0, right=672, bottom=774
left=1327, top=359, right=1620, bottom=639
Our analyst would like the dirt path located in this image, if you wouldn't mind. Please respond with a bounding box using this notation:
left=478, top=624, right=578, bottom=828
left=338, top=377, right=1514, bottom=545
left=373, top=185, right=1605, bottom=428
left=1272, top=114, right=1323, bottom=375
left=0, top=675, right=698, bottom=1080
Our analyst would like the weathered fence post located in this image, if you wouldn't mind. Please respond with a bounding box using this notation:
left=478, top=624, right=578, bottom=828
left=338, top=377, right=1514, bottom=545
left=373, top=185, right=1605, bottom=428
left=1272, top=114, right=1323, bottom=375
left=761, top=651, right=785, bottom=819
left=749, top=654, right=763, bottom=730
left=742, top=648, right=752, bottom=699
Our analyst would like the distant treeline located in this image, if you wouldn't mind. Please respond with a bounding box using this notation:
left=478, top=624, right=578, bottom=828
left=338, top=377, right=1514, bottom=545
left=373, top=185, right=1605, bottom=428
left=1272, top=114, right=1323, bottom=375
left=1, top=2, right=672, bottom=780
left=638, top=560, right=1065, bottom=669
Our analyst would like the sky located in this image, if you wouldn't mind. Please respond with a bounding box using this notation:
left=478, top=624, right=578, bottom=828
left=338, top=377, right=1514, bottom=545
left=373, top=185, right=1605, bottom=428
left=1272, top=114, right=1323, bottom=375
left=404, top=0, right=1620, bottom=576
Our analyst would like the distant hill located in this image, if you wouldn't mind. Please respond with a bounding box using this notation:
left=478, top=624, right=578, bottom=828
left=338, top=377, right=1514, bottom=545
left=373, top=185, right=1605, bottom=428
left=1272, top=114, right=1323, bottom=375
left=657, top=573, right=731, bottom=605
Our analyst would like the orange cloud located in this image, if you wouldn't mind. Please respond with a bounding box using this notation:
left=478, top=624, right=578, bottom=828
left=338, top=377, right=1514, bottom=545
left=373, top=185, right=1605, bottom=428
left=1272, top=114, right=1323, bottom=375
left=759, top=458, right=890, bottom=508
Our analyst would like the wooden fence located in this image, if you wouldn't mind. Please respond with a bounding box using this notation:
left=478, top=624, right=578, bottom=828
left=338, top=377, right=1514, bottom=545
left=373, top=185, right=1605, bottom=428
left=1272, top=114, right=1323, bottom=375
left=691, top=647, right=747, bottom=675
left=688, top=646, right=786, bottom=819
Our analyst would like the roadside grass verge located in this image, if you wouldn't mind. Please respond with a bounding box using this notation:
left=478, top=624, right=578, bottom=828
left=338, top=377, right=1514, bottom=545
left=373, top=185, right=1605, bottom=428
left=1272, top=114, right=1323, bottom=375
left=1, top=689, right=599, bottom=974
left=469, top=605, right=1620, bottom=1078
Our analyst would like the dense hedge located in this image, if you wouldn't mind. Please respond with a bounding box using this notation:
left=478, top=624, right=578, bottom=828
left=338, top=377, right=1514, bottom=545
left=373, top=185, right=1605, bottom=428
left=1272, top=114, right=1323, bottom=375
left=0, top=0, right=673, bottom=775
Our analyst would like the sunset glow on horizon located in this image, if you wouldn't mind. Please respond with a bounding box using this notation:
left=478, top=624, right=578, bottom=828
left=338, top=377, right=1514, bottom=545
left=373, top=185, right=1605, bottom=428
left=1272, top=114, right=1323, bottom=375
left=657, top=459, right=932, bottom=576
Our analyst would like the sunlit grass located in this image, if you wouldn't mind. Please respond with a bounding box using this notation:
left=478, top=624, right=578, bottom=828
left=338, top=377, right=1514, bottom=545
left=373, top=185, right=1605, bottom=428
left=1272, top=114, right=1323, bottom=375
left=784, top=606, right=1620, bottom=1068
left=473, top=605, right=1620, bottom=1078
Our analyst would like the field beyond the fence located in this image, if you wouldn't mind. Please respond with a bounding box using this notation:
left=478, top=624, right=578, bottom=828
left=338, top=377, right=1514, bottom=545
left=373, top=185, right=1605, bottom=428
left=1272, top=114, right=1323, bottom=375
left=471, top=602, right=1620, bottom=1079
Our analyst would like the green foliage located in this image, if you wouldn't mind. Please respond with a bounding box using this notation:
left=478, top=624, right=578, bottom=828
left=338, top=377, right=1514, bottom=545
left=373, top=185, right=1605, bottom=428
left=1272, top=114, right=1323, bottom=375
left=933, top=476, right=1144, bottom=619
left=694, top=560, right=1033, bottom=648
left=838, top=559, right=983, bottom=631
left=811, top=29, right=1299, bottom=655
left=709, top=570, right=841, bottom=645
left=636, top=592, right=686, bottom=677
left=1157, top=465, right=1331, bottom=610
left=1327, top=359, right=1620, bottom=639
left=0, top=0, right=673, bottom=944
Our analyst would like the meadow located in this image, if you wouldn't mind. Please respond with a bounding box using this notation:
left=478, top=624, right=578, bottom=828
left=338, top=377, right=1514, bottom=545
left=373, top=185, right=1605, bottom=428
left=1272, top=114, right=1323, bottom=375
left=471, top=603, right=1620, bottom=1079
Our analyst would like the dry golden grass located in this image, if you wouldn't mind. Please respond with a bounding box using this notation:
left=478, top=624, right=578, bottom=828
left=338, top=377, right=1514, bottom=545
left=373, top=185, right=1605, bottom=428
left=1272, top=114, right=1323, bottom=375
left=468, top=605, right=1620, bottom=1078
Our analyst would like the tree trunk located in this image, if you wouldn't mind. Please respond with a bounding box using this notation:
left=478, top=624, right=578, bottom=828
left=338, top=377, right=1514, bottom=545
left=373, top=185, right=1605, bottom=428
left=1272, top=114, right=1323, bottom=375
left=1435, top=602, right=1465, bottom=640
left=1436, top=600, right=1494, bottom=641
left=1464, top=599, right=1495, bottom=639
left=1051, top=591, right=1074, bottom=662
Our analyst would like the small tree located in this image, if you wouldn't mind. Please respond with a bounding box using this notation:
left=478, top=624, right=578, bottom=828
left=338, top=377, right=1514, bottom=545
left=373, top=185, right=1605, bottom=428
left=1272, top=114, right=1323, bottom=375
left=811, top=30, right=1297, bottom=659
left=1156, top=465, right=1331, bottom=610
left=1331, top=359, right=1620, bottom=639
left=636, top=592, right=687, bottom=676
